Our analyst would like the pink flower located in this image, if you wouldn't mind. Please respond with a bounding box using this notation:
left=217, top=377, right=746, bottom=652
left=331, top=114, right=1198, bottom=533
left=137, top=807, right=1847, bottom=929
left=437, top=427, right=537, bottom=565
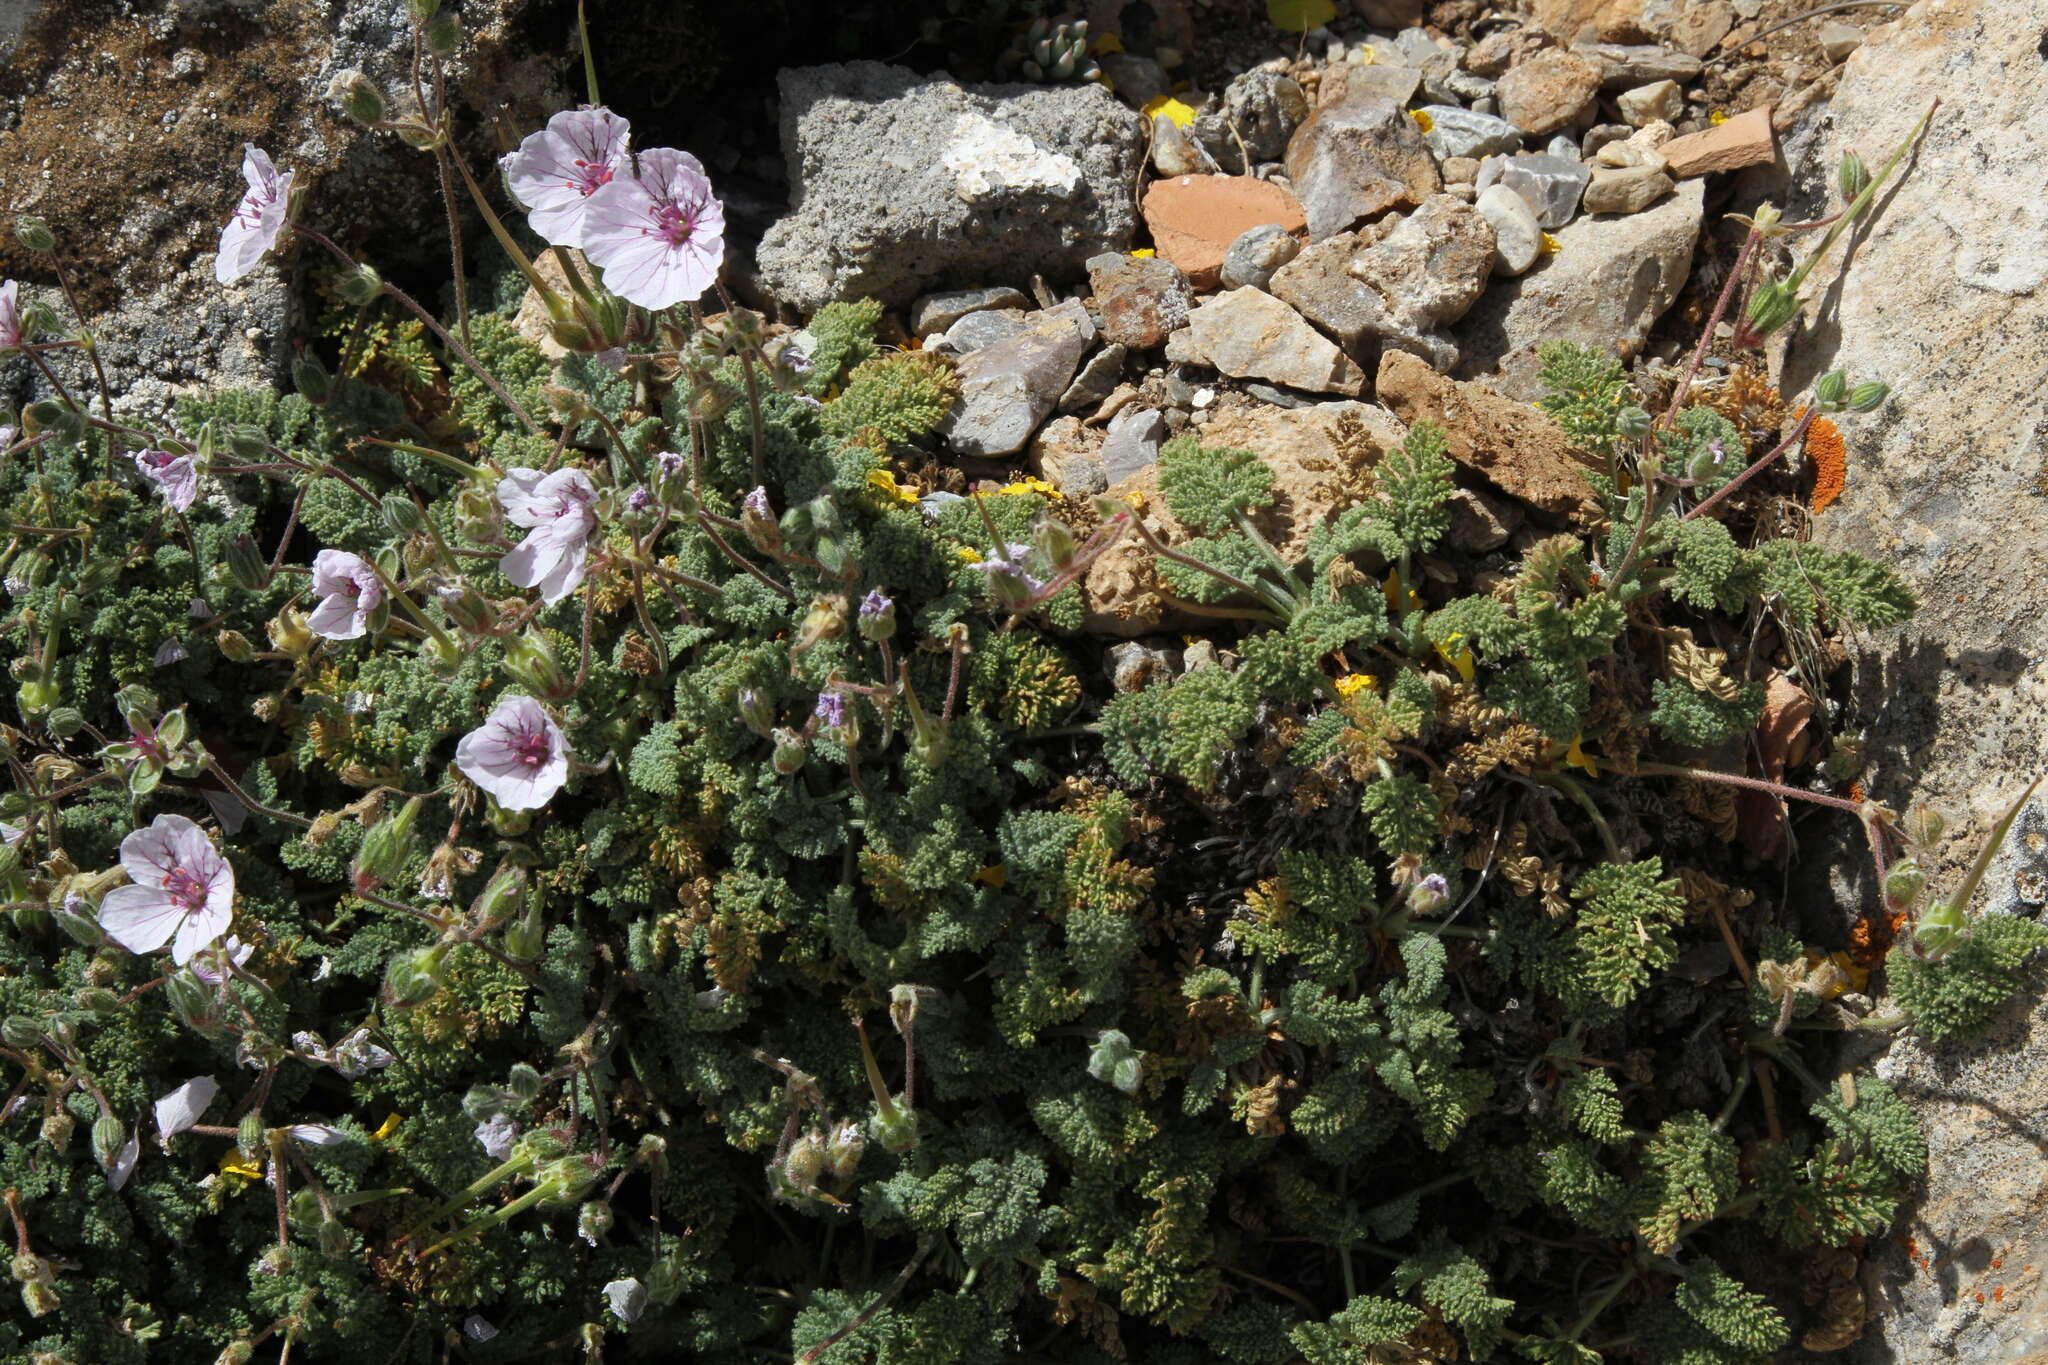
left=455, top=694, right=571, bottom=811
left=498, top=467, right=598, bottom=605
left=502, top=107, right=631, bottom=249
left=582, top=147, right=725, bottom=309
left=99, top=814, right=235, bottom=966
left=215, top=144, right=293, bottom=286
left=308, top=549, right=384, bottom=640
left=132, top=448, right=198, bottom=512
left=0, top=280, right=20, bottom=349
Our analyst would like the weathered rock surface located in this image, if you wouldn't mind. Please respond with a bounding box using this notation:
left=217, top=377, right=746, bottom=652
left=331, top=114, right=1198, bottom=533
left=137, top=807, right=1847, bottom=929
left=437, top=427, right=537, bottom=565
left=1418, top=105, right=1523, bottom=161
left=1269, top=226, right=1394, bottom=361
left=940, top=301, right=1095, bottom=457
left=1219, top=223, right=1301, bottom=292
left=1453, top=177, right=1702, bottom=399
left=1475, top=152, right=1591, bottom=229
left=1376, top=352, right=1601, bottom=518
left=1098, top=404, right=1166, bottom=483
left=756, top=63, right=1143, bottom=311
left=912, top=286, right=1032, bottom=338
left=1140, top=174, right=1306, bottom=291
left=1283, top=90, right=1440, bottom=240
left=1476, top=184, right=1543, bottom=276
left=1191, top=69, right=1309, bottom=172
left=1582, top=162, right=1674, bottom=213
left=1088, top=252, right=1193, bottom=349
left=1774, top=5, right=2048, bottom=1353
left=1495, top=49, right=1604, bottom=136
left=1340, top=195, right=1498, bottom=372
left=1082, top=400, right=1407, bottom=634
left=1165, top=288, right=1368, bottom=396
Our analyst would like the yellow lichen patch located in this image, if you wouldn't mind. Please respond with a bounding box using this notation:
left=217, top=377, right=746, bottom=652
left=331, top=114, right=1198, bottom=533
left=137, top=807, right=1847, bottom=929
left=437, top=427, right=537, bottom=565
left=1409, top=109, right=1434, bottom=134
left=1141, top=95, right=1197, bottom=128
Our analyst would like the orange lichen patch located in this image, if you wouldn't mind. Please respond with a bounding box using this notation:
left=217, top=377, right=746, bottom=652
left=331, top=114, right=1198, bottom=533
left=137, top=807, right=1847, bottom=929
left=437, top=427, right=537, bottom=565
left=1994, top=1287, right=2007, bottom=1303
left=1807, top=417, right=1847, bottom=514
left=1993, top=1258, right=2004, bottom=1270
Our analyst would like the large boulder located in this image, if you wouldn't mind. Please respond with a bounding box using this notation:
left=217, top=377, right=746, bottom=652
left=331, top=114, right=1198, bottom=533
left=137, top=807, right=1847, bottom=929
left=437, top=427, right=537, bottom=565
left=1770, top=6, right=2048, bottom=1354
left=756, top=62, right=1143, bottom=312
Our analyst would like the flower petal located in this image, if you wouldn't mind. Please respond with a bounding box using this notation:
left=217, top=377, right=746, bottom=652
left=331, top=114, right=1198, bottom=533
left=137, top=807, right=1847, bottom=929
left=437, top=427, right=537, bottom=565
left=169, top=902, right=232, bottom=967
left=98, top=884, right=185, bottom=956
left=107, top=1127, right=142, bottom=1191
left=155, top=1076, right=220, bottom=1140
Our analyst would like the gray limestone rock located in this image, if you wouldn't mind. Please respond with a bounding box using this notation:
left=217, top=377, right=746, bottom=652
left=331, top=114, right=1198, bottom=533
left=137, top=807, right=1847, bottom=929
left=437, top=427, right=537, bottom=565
left=1452, top=178, right=1702, bottom=398
left=912, top=286, right=1032, bottom=338
left=940, top=304, right=1094, bottom=457
left=1283, top=90, right=1440, bottom=240
left=1058, top=342, right=1129, bottom=412
left=756, top=63, right=1143, bottom=311
left=1418, top=105, right=1523, bottom=160
left=1219, top=223, right=1302, bottom=291
left=1192, top=69, right=1309, bottom=172
left=1099, top=405, right=1166, bottom=483
left=1163, top=287, right=1368, bottom=395
left=1474, top=152, right=1591, bottom=229
left=1475, top=183, right=1543, bottom=276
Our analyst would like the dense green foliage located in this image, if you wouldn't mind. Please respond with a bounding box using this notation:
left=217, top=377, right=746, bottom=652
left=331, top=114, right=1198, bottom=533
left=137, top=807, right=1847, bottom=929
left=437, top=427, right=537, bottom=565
left=0, top=145, right=2039, bottom=1365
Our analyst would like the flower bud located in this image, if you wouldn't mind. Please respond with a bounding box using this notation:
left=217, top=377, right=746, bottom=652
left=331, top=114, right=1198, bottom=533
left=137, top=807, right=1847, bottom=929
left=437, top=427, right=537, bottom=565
left=13, top=216, right=54, bottom=252
left=1685, top=446, right=1725, bottom=485
left=353, top=797, right=424, bottom=893
left=1838, top=151, right=1870, bottom=201
left=576, top=1200, right=613, bottom=1245
left=326, top=68, right=387, bottom=127
left=51, top=901, right=103, bottom=947
left=737, top=687, right=774, bottom=734
left=291, top=349, right=333, bottom=405
left=1883, top=858, right=1927, bottom=911
left=1741, top=279, right=1798, bottom=342
left=504, top=1062, right=543, bottom=1102
left=770, top=727, right=808, bottom=776
left=21, top=398, right=66, bottom=434
left=1615, top=405, right=1652, bottom=441
left=504, top=629, right=569, bottom=698
left=503, top=892, right=546, bottom=963
left=856, top=588, right=896, bottom=642
left=75, top=987, right=117, bottom=1015
left=485, top=802, right=532, bottom=836
left=216, top=1342, right=257, bottom=1365
left=41, top=1110, right=73, bottom=1154
left=91, top=1113, right=124, bottom=1167
left=216, top=629, right=257, bottom=664
left=1408, top=872, right=1451, bottom=916
left=1, top=1015, right=42, bottom=1048
left=782, top=1131, right=826, bottom=1191
left=337, top=264, right=384, bottom=307
left=1902, top=804, right=1946, bottom=847
left=471, top=862, right=527, bottom=926
left=1845, top=381, right=1888, bottom=413
left=382, top=943, right=449, bottom=1008
left=740, top=486, right=781, bottom=555
left=423, top=12, right=460, bottom=54
left=44, top=706, right=83, bottom=739
left=381, top=493, right=427, bottom=537
left=317, top=1217, right=350, bottom=1255
left=225, top=534, right=271, bottom=592
left=394, top=118, right=446, bottom=151
left=868, top=1103, right=917, bottom=1155
left=1813, top=370, right=1847, bottom=405
left=237, top=1111, right=267, bottom=1161
left=825, top=1120, right=865, bottom=1180
left=791, top=594, right=847, bottom=655
left=219, top=423, right=266, bottom=460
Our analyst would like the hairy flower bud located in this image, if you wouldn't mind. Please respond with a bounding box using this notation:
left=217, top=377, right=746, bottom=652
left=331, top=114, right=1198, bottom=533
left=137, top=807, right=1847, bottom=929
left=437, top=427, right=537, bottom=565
left=383, top=943, right=449, bottom=1008
left=291, top=348, right=333, bottom=404
left=237, top=1111, right=267, bottom=1161
left=1812, top=370, right=1847, bottom=405
left=737, top=687, right=774, bottom=734
left=337, top=264, right=384, bottom=307
left=423, top=11, right=460, bottom=53
left=381, top=493, right=427, bottom=537
left=1408, top=872, right=1451, bottom=916
left=326, top=68, right=387, bottom=127
left=770, top=727, right=808, bottom=776
left=504, top=629, right=569, bottom=698
left=576, top=1200, right=613, bottom=1245
left=1, top=1015, right=41, bottom=1048
left=44, top=705, right=83, bottom=739
left=267, top=606, right=314, bottom=660
left=825, top=1119, right=865, bottom=1181
left=1741, top=279, right=1797, bottom=343
left=222, top=423, right=268, bottom=461
left=856, top=588, right=896, bottom=643
left=1883, top=858, right=1926, bottom=911
left=13, top=216, right=54, bottom=252
left=739, top=486, right=781, bottom=555
left=353, top=797, right=424, bottom=894
left=216, top=629, right=256, bottom=664
left=1845, top=380, right=1887, bottom=413
left=91, top=1113, right=124, bottom=1167
left=782, top=1131, right=826, bottom=1191
left=225, top=534, right=271, bottom=592
left=40, top=1110, right=73, bottom=1154
left=163, top=970, right=223, bottom=1033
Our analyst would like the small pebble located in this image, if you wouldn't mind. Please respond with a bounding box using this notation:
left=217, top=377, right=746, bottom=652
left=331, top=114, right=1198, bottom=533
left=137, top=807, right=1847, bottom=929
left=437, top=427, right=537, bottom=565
left=1219, top=222, right=1303, bottom=291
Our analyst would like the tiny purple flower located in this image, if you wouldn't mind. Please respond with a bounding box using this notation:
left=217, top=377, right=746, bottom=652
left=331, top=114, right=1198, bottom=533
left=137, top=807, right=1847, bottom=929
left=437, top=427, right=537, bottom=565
left=814, top=691, right=847, bottom=729
left=626, top=486, right=653, bottom=512
left=497, top=467, right=598, bottom=605
left=307, top=549, right=384, bottom=640
left=0, top=280, right=20, bottom=349
left=653, top=449, right=686, bottom=483
left=191, top=934, right=254, bottom=985
left=99, top=814, right=235, bottom=966
left=859, top=588, right=892, bottom=618
left=474, top=1112, right=520, bottom=1161
left=132, top=448, right=198, bottom=512
left=795, top=393, right=823, bottom=408
left=970, top=542, right=1044, bottom=602
left=215, top=144, right=293, bottom=285
left=743, top=486, right=771, bottom=520
left=501, top=107, right=631, bottom=249
left=582, top=146, right=726, bottom=309
left=455, top=694, right=572, bottom=811
left=153, top=639, right=188, bottom=669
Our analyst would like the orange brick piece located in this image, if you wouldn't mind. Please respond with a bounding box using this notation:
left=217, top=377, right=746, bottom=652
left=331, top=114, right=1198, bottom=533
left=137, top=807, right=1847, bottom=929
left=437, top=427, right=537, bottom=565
left=1140, top=175, right=1307, bottom=291
left=1661, top=106, right=1777, bottom=177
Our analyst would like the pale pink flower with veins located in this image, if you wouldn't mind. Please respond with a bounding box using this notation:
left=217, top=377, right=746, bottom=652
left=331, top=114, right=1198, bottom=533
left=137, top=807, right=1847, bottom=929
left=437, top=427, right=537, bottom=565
left=498, top=467, right=598, bottom=605
left=501, top=107, right=631, bottom=248
left=154, top=1075, right=220, bottom=1140
left=0, top=280, right=21, bottom=349
left=582, top=147, right=725, bottom=309
left=456, top=694, right=571, bottom=811
left=100, top=814, right=235, bottom=966
left=215, top=144, right=293, bottom=285
left=308, top=549, right=384, bottom=640
left=132, top=448, right=198, bottom=512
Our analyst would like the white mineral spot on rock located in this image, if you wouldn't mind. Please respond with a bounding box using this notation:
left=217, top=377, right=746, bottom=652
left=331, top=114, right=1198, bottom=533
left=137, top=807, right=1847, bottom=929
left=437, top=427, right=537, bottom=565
left=940, top=112, right=1082, bottom=204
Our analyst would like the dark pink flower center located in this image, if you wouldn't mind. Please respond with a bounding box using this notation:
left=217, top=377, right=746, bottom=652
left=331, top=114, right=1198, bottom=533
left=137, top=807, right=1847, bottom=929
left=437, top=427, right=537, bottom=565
left=648, top=202, right=696, bottom=249
left=141, top=451, right=177, bottom=471
left=164, top=867, right=210, bottom=911
left=567, top=159, right=614, bottom=196
left=508, top=725, right=553, bottom=769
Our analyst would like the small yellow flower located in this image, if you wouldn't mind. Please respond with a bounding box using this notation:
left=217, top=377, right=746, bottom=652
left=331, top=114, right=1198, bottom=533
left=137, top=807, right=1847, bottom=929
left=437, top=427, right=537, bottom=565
left=1409, top=109, right=1434, bottom=134
left=1141, top=95, right=1198, bottom=128
left=1130, top=248, right=1157, bottom=259
left=975, top=865, right=1007, bottom=888
left=1434, top=633, right=1476, bottom=685
left=1355, top=43, right=1378, bottom=66
left=371, top=1113, right=404, bottom=1142
left=1090, top=32, right=1125, bottom=55
left=1539, top=232, right=1561, bottom=255
left=956, top=546, right=983, bottom=564
left=997, top=476, right=1061, bottom=500
left=867, top=468, right=920, bottom=507
left=1563, top=735, right=1599, bottom=777
left=219, top=1151, right=264, bottom=1181
left=1383, top=570, right=1422, bottom=615
left=1335, top=673, right=1378, bottom=698
left=1709, top=110, right=1729, bottom=125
